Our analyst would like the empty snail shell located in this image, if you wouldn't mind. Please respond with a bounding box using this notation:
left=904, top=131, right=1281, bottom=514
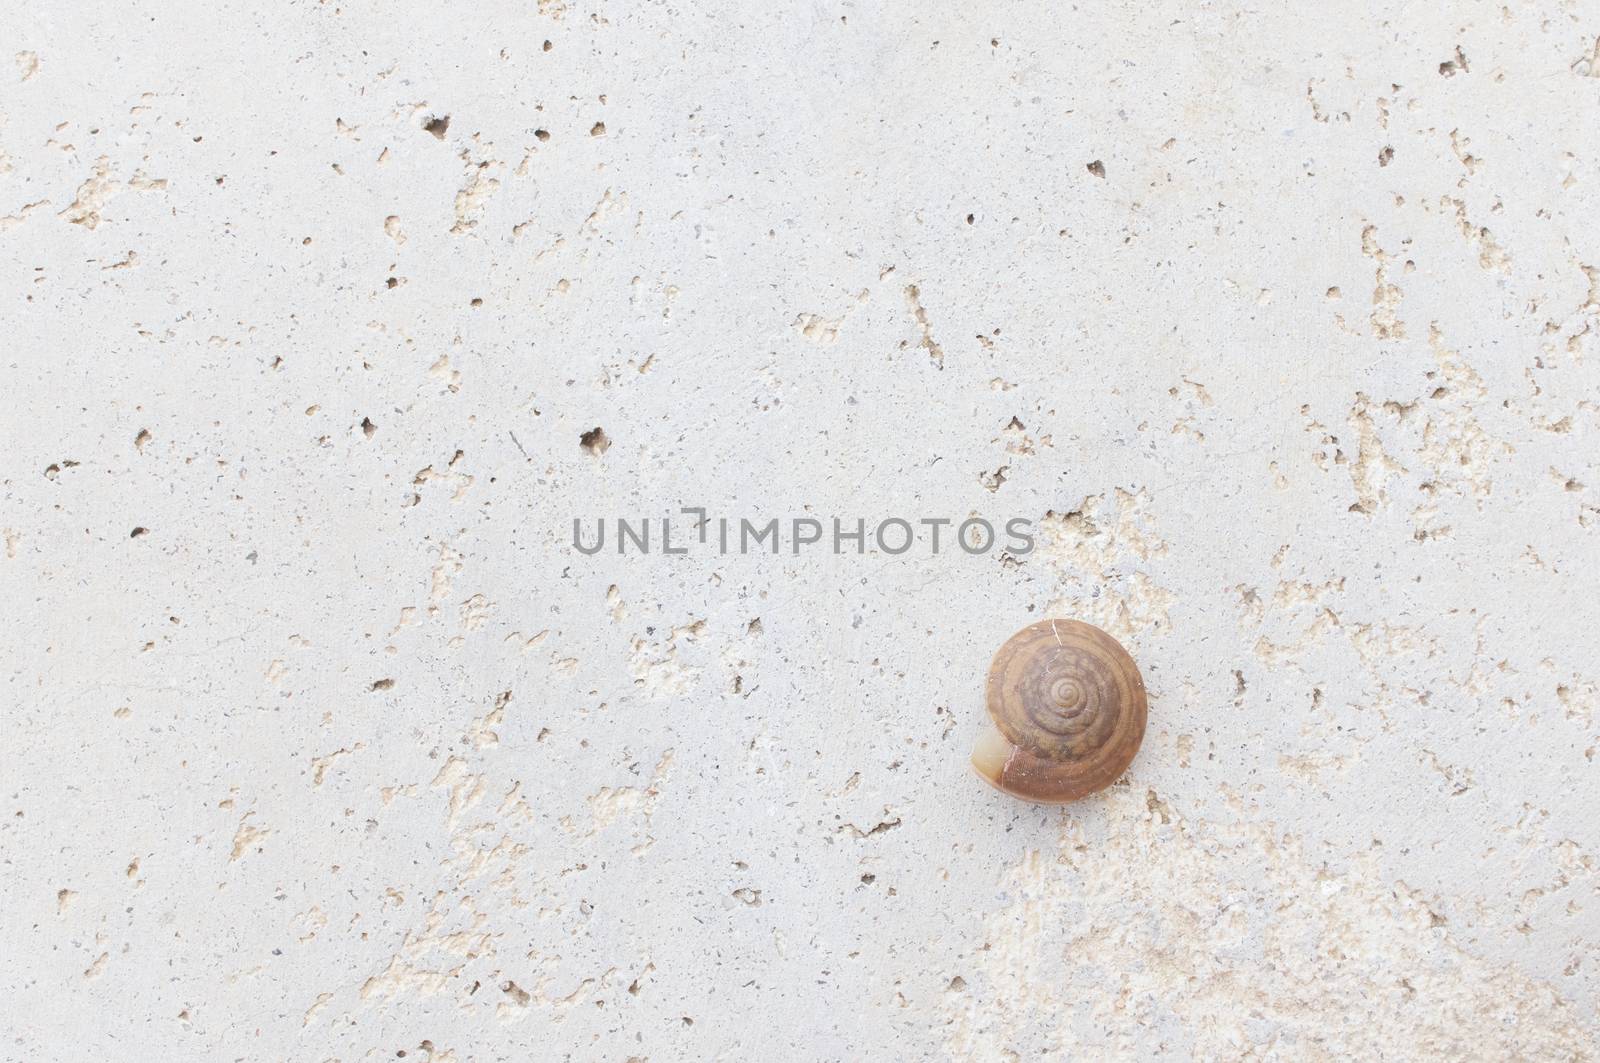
left=971, top=619, right=1147, bottom=803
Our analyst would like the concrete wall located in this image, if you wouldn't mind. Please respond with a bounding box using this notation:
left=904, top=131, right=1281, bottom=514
left=4, top=2, right=1598, bottom=1058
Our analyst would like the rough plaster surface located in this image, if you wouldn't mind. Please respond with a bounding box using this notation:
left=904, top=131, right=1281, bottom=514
left=3, top=2, right=1600, bottom=1060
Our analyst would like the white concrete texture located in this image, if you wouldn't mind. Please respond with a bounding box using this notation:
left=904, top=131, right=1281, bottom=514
left=3, top=2, right=1599, bottom=1059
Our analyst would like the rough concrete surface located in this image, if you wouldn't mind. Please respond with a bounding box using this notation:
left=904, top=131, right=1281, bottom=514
left=4, top=2, right=1600, bottom=1060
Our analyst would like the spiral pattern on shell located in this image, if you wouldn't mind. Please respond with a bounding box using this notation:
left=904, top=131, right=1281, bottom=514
left=973, top=619, right=1147, bottom=803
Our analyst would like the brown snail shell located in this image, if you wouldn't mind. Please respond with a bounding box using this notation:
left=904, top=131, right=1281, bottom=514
left=971, top=619, right=1147, bottom=803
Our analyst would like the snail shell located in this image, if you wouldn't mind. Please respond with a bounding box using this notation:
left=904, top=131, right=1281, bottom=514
left=971, top=619, right=1147, bottom=803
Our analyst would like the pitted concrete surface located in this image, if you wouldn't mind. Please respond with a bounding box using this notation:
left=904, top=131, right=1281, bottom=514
left=3, top=3, right=1599, bottom=1059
